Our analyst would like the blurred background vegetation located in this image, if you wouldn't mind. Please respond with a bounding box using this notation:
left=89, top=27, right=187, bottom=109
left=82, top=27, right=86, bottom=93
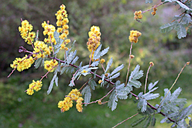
left=1, top=0, right=192, bottom=127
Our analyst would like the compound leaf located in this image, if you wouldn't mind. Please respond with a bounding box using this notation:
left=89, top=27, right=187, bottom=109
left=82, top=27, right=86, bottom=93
left=108, top=90, right=118, bottom=111
left=81, top=86, right=91, bottom=106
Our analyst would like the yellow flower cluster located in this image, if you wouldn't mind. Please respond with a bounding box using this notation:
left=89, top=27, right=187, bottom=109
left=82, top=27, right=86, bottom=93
left=10, top=55, right=34, bottom=72
left=33, top=41, right=51, bottom=58
left=60, top=39, right=70, bottom=51
left=42, top=21, right=56, bottom=45
left=100, top=58, right=105, bottom=64
left=18, top=20, right=36, bottom=45
left=129, top=30, right=142, bottom=43
left=130, top=55, right=135, bottom=59
left=76, top=97, right=84, bottom=112
left=55, top=4, right=70, bottom=50
left=151, top=7, right=157, bottom=16
left=58, top=89, right=84, bottom=112
left=26, top=80, right=43, bottom=95
left=98, top=80, right=103, bottom=84
left=87, top=26, right=101, bottom=60
left=134, top=10, right=143, bottom=20
left=149, top=61, right=154, bottom=66
left=44, top=59, right=58, bottom=72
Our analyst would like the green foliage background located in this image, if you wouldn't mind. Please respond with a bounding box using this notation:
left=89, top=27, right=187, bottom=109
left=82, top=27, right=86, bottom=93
left=1, top=0, right=192, bottom=127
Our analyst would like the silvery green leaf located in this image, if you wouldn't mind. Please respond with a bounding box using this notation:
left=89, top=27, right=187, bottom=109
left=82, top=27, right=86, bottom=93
left=35, top=30, right=39, bottom=41
left=70, top=67, right=75, bottom=73
left=151, top=117, right=156, bottom=126
left=116, top=82, right=124, bottom=90
left=129, top=65, right=143, bottom=80
left=71, top=40, right=76, bottom=49
left=69, top=72, right=81, bottom=87
left=148, top=81, right=159, bottom=90
left=133, top=70, right=144, bottom=79
left=64, top=48, right=71, bottom=59
left=117, top=86, right=132, bottom=96
left=55, top=64, right=61, bottom=72
left=47, top=72, right=57, bottom=94
left=110, top=64, right=124, bottom=76
left=180, top=104, right=192, bottom=119
left=145, top=0, right=153, bottom=3
left=176, top=1, right=192, bottom=11
left=174, top=23, right=187, bottom=39
left=131, top=116, right=146, bottom=127
left=108, top=90, right=118, bottom=111
left=143, top=93, right=159, bottom=100
left=143, top=116, right=151, bottom=128
left=160, top=22, right=176, bottom=33
left=167, top=112, right=179, bottom=118
left=60, top=66, right=66, bottom=75
left=66, top=50, right=77, bottom=64
left=91, top=61, right=99, bottom=66
left=177, top=119, right=188, bottom=128
left=69, top=82, right=74, bottom=87
left=93, top=70, right=97, bottom=79
left=116, top=83, right=129, bottom=99
left=77, top=74, right=81, bottom=80
left=88, top=79, right=97, bottom=90
left=47, top=78, right=54, bottom=94
left=81, top=69, right=90, bottom=76
left=54, top=48, right=60, bottom=56
left=105, top=58, right=113, bottom=73
left=157, top=107, right=161, bottom=113
left=138, top=92, right=143, bottom=97
left=189, top=119, right=192, bottom=127
left=166, top=103, right=179, bottom=112
left=171, top=123, right=176, bottom=127
left=71, top=56, right=79, bottom=64
left=115, top=80, right=121, bottom=85
left=141, top=99, right=147, bottom=112
left=160, top=117, right=168, bottom=123
left=129, top=80, right=142, bottom=88
left=110, top=72, right=120, bottom=79
left=132, top=64, right=140, bottom=74
left=54, top=39, right=63, bottom=49
left=81, top=86, right=91, bottom=106
left=34, top=58, right=43, bottom=69
left=148, top=87, right=158, bottom=93
left=173, top=98, right=186, bottom=104
left=101, top=74, right=105, bottom=87
left=99, top=47, right=109, bottom=57
left=163, top=88, right=171, bottom=100
left=78, top=62, right=82, bottom=68
left=173, top=15, right=182, bottom=20
left=170, top=87, right=182, bottom=101
left=54, top=76, right=58, bottom=86
left=94, top=44, right=102, bottom=58
left=163, top=0, right=176, bottom=2
left=181, top=14, right=192, bottom=24
left=54, top=31, right=60, bottom=44
left=117, top=93, right=128, bottom=99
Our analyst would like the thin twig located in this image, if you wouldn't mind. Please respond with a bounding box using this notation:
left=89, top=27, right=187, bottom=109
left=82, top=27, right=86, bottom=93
left=142, top=2, right=163, bottom=13
left=159, top=62, right=189, bottom=107
left=7, top=68, right=16, bottom=78
left=125, top=42, right=133, bottom=86
left=144, top=65, right=152, bottom=94
left=83, top=87, right=115, bottom=105
left=40, top=64, right=58, bottom=81
left=79, top=77, right=93, bottom=91
left=89, top=49, right=93, bottom=66
left=112, top=113, right=139, bottom=128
